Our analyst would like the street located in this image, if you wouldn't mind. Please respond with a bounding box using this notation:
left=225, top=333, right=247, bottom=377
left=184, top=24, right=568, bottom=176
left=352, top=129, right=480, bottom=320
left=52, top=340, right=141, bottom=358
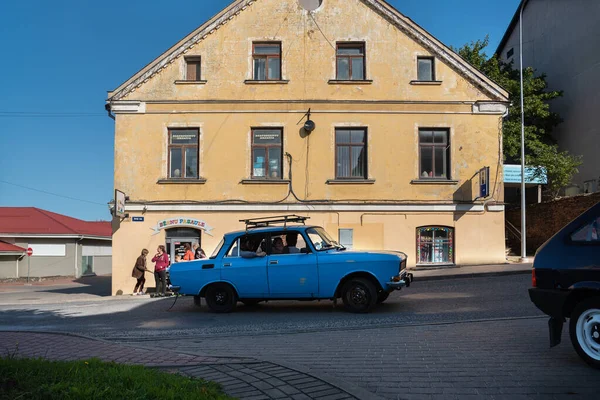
left=2, top=274, right=600, bottom=399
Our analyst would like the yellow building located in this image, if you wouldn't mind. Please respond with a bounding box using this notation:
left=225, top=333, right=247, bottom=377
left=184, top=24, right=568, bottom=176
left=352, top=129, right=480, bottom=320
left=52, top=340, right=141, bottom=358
left=107, top=0, right=509, bottom=295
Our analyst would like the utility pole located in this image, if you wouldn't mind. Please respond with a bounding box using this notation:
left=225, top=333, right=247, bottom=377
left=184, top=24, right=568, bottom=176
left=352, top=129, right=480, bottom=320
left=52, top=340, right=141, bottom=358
left=519, top=2, right=528, bottom=262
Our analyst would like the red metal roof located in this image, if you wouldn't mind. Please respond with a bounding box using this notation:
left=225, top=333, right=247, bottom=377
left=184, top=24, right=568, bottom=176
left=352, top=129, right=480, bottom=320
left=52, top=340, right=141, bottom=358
left=0, top=208, right=111, bottom=238
left=0, top=240, right=26, bottom=253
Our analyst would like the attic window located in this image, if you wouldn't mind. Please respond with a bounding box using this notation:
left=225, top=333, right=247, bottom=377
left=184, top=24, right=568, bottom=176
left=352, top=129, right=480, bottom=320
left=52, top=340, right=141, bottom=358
left=507, top=48, right=514, bottom=59
left=417, top=57, right=435, bottom=81
left=185, top=56, right=202, bottom=81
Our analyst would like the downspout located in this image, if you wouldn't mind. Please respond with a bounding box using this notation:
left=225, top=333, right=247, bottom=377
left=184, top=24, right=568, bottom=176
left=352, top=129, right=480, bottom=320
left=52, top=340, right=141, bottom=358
left=75, top=236, right=84, bottom=277
left=105, top=102, right=115, bottom=120
left=16, top=254, right=25, bottom=278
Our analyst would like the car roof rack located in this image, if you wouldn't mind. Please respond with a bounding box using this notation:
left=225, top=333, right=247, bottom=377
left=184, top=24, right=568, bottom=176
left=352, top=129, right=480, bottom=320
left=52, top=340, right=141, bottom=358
left=240, top=215, right=310, bottom=230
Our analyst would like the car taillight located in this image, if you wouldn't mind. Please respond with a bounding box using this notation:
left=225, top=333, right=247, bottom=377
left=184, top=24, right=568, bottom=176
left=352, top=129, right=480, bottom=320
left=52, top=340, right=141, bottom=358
left=532, top=268, right=537, bottom=287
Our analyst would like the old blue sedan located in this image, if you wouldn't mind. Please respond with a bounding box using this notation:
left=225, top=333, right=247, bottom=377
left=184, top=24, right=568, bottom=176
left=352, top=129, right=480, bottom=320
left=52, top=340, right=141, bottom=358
left=169, top=215, right=413, bottom=313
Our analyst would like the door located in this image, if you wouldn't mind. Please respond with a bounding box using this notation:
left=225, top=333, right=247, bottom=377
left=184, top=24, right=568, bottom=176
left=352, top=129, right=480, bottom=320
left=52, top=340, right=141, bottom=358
left=267, top=231, right=318, bottom=297
left=221, top=234, right=269, bottom=298
left=167, top=237, right=199, bottom=264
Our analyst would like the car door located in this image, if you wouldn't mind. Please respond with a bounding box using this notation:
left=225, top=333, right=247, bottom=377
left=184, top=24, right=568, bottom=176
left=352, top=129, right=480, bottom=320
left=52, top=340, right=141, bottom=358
left=267, top=230, right=319, bottom=297
left=221, top=234, right=269, bottom=298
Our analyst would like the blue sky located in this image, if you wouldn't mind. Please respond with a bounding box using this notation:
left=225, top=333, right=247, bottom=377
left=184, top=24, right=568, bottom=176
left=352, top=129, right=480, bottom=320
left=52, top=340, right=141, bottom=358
left=0, top=0, right=519, bottom=221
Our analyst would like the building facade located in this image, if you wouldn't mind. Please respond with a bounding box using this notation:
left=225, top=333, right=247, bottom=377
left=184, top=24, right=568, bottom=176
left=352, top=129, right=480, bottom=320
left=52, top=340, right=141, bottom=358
left=0, top=208, right=112, bottom=279
left=497, top=0, right=600, bottom=195
left=107, top=0, right=509, bottom=295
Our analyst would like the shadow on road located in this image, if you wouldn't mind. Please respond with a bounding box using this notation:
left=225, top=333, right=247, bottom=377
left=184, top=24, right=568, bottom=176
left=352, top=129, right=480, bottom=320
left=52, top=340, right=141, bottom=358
left=39, top=275, right=112, bottom=297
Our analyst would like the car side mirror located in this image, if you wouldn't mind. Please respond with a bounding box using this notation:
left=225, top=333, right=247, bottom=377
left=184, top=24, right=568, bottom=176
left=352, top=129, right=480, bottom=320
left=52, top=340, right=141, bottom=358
left=300, top=248, right=310, bottom=254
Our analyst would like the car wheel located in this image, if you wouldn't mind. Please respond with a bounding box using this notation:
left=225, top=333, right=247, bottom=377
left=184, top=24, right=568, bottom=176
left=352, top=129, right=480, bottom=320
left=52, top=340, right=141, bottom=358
left=569, top=297, right=600, bottom=369
left=377, top=291, right=390, bottom=304
left=241, top=299, right=261, bottom=307
left=205, top=283, right=237, bottom=313
left=341, top=278, right=377, bottom=313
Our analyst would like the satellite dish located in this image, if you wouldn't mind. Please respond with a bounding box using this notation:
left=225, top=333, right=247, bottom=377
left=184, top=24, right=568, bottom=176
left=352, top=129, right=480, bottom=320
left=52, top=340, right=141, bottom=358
left=299, top=0, right=323, bottom=11
left=304, top=119, right=316, bottom=133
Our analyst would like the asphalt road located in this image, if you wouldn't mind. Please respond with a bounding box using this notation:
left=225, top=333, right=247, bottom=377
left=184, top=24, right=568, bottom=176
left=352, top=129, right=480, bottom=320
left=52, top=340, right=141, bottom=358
left=0, top=274, right=542, bottom=339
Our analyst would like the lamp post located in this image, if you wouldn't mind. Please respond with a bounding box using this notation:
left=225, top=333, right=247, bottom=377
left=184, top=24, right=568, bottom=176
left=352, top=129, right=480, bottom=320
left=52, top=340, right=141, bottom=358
left=519, top=1, right=528, bottom=262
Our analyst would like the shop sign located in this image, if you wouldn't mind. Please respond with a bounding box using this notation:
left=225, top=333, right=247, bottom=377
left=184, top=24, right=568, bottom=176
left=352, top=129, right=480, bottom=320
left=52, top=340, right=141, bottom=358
left=151, top=217, right=214, bottom=236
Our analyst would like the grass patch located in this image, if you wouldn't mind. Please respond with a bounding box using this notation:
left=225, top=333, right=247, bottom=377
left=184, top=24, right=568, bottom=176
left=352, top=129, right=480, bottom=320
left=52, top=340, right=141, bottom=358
left=0, top=357, right=234, bottom=400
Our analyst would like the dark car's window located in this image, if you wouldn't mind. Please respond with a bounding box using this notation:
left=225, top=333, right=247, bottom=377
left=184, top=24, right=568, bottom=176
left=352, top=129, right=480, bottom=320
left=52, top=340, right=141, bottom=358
left=571, top=216, right=600, bottom=243
left=269, top=231, right=308, bottom=255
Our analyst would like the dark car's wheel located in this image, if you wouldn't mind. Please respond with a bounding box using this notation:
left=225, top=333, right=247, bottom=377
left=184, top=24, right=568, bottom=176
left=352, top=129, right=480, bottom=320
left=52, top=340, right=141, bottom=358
left=341, top=278, right=377, bottom=313
left=569, top=297, right=600, bottom=369
left=377, top=291, right=390, bottom=304
left=241, top=299, right=261, bottom=307
left=205, top=283, right=237, bottom=313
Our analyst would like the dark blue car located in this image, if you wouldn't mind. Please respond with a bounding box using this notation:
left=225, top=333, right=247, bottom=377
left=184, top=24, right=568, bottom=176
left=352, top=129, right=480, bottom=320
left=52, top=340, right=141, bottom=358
left=529, top=201, right=600, bottom=368
left=169, top=215, right=413, bottom=313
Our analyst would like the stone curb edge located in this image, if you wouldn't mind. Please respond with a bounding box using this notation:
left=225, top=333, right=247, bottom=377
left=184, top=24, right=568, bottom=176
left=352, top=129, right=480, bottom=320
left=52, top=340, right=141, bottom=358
left=413, top=269, right=531, bottom=282
left=0, top=329, right=383, bottom=400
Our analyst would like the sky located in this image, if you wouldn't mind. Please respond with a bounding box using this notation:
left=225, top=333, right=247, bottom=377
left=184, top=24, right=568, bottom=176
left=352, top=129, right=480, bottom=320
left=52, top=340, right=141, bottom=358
left=0, top=0, right=520, bottom=221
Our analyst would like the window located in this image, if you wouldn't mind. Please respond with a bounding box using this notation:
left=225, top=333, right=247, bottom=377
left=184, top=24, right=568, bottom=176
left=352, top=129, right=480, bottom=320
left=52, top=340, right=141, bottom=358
left=306, top=227, right=337, bottom=251
left=336, top=43, right=365, bottom=80
left=168, top=129, right=199, bottom=179
left=417, top=227, right=454, bottom=264
left=419, top=128, right=450, bottom=179
left=226, top=234, right=267, bottom=257
left=336, top=128, right=367, bottom=179
left=82, top=256, right=94, bottom=275
left=270, top=231, right=308, bottom=254
left=338, top=229, right=353, bottom=250
left=185, top=56, right=201, bottom=81
left=507, top=48, right=514, bottom=59
left=251, top=129, right=282, bottom=179
left=28, top=244, right=66, bottom=257
left=417, top=57, right=435, bottom=81
left=253, top=43, right=281, bottom=80
left=571, top=217, right=600, bottom=243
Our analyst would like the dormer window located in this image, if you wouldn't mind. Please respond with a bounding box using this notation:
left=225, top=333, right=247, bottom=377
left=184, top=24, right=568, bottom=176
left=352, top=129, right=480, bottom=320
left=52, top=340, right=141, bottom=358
left=185, top=56, right=202, bottom=81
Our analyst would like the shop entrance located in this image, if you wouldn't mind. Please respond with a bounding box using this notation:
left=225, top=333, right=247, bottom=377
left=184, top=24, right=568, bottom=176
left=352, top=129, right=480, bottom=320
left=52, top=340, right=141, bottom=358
left=165, top=228, right=201, bottom=263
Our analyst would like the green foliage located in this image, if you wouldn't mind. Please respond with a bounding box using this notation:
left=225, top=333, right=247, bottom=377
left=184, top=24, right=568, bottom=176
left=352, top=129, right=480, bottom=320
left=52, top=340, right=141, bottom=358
left=456, top=36, right=581, bottom=198
left=0, top=358, right=233, bottom=400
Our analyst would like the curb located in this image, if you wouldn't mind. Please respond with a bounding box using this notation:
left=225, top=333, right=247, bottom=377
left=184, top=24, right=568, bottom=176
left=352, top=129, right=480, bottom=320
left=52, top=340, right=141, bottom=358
left=412, top=268, right=532, bottom=281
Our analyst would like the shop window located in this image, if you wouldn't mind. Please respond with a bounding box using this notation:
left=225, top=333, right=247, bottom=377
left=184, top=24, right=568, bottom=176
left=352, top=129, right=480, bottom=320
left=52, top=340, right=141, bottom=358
left=419, top=128, right=450, bottom=179
left=417, top=226, right=454, bottom=264
left=251, top=128, right=283, bottom=179
left=336, top=128, right=367, bottom=179
left=168, top=129, right=199, bottom=179
left=253, top=42, right=281, bottom=80
left=339, top=229, right=353, bottom=250
left=336, top=43, right=365, bottom=80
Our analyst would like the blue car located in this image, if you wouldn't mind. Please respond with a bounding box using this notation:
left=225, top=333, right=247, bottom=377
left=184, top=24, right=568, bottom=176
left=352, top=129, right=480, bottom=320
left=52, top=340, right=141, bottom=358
left=169, top=215, right=413, bottom=313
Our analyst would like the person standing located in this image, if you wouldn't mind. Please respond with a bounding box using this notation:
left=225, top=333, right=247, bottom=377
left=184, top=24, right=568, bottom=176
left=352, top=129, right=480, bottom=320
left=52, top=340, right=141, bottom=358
left=132, top=249, right=149, bottom=295
left=151, top=245, right=169, bottom=297
left=194, top=243, right=206, bottom=259
left=182, top=243, right=195, bottom=261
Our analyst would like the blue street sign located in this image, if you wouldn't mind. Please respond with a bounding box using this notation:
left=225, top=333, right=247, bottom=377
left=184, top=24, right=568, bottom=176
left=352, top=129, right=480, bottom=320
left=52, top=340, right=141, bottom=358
left=504, top=165, right=547, bottom=184
left=132, top=217, right=145, bottom=222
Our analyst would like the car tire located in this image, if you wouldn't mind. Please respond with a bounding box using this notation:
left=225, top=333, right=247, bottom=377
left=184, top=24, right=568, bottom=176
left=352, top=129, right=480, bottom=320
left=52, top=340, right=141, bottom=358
left=569, top=297, right=600, bottom=369
left=341, top=278, right=377, bottom=313
left=241, top=299, right=261, bottom=307
left=377, top=291, right=390, bottom=304
left=205, top=283, right=237, bottom=313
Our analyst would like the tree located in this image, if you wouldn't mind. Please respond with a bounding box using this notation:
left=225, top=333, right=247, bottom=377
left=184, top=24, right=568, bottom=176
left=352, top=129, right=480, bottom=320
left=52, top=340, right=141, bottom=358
left=455, top=36, right=581, bottom=199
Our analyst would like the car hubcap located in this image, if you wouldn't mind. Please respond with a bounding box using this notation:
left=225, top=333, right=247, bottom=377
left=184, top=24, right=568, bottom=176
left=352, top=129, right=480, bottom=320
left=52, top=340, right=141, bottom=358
left=215, top=291, right=227, bottom=305
left=576, top=308, right=600, bottom=360
left=350, top=285, right=368, bottom=305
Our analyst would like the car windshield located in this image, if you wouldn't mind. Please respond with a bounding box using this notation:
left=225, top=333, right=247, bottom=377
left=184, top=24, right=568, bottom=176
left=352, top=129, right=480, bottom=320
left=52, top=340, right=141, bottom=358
left=210, top=238, right=224, bottom=259
left=306, top=227, right=342, bottom=251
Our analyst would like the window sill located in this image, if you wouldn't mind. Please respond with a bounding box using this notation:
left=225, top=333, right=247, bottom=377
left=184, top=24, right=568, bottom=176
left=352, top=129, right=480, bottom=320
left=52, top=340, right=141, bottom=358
left=328, top=80, right=373, bottom=85
left=157, top=178, right=207, bottom=185
left=244, top=80, right=289, bottom=84
left=240, top=179, right=290, bottom=185
left=326, top=179, right=376, bottom=185
left=174, top=80, right=208, bottom=85
left=411, top=179, right=458, bottom=185
left=410, top=80, right=442, bottom=85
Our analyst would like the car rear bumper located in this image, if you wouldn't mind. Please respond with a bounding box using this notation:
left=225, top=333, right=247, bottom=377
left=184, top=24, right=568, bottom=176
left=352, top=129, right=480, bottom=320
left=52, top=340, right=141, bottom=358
left=528, top=288, right=569, bottom=318
left=386, top=270, right=413, bottom=290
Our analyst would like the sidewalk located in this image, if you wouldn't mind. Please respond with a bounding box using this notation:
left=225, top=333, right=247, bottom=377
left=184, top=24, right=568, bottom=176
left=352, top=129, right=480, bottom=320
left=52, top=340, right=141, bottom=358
left=410, top=262, right=532, bottom=281
left=0, top=331, right=378, bottom=400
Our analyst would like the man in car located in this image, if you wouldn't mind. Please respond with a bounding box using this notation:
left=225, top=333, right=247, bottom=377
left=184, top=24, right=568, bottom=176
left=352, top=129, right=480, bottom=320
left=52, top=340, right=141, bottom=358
left=285, top=232, right=300, bottom=254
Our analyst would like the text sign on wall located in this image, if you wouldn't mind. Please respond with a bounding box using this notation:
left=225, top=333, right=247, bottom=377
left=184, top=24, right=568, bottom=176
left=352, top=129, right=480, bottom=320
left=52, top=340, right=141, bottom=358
left=132, top=217, right=144, bottom=222
left=151, top=217, right=214, bottom=236
left=504, top=165, right=548, bottom=184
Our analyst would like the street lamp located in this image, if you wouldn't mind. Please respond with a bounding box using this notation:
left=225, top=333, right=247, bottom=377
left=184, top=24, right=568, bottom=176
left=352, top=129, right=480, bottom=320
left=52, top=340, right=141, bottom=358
left=519, top=1, right=528, bottom=262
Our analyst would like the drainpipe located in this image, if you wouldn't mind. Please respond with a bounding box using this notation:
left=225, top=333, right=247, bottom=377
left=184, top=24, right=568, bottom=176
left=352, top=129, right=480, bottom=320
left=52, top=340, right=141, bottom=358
left=16, top=254, right=25, bottom=278
left=75, top=236, right=84, bottom=278
left=105, top=103, right=115, bottom=120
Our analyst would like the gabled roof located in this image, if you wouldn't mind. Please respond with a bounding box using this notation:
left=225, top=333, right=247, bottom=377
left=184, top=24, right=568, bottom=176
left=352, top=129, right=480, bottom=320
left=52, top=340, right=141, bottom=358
left=107, top=0, right=509, bottom=102
left=0, top=208, right=111, bottom=238
left=0, top=241, right=26, bottom=254
left=495, top=0, right=529, bottom=56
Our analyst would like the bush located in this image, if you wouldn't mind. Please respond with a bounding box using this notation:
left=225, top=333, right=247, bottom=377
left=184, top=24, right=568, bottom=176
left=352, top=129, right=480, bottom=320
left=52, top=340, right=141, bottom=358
left=0, top=358, right=233, bottom=400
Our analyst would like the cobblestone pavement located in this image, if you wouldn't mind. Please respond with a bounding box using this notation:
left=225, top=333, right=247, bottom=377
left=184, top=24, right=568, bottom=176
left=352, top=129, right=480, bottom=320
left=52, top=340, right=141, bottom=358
left=128, top=318, right=600, bottom=400
left=0, top=331, right=366, bottom=400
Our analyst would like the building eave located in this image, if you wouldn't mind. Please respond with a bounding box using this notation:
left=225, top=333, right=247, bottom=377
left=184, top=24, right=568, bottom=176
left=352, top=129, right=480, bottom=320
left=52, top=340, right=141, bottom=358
left=495, top=0, right=531, bottom=56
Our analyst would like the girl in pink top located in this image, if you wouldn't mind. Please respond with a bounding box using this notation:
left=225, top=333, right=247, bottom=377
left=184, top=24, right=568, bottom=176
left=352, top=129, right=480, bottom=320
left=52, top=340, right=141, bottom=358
left=151, top=245, right=169, bottom=296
